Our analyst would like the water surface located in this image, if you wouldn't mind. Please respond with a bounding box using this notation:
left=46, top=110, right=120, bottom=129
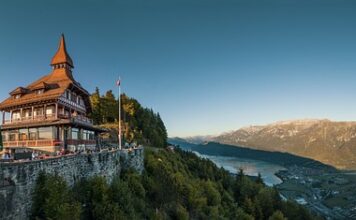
left=194, top=152, right=286, bottom=186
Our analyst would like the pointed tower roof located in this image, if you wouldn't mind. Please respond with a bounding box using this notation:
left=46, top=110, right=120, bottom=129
left=50, top=34, right=74, bottom=68
left=0, top=34, right=93, bottom=113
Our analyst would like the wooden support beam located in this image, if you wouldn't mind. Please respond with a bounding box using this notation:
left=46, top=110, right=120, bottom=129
left=44, top=104, right=47, bottom=119
left=55, top=103, right=58, bottom=119
left=20, top=108, right=23, bottom=121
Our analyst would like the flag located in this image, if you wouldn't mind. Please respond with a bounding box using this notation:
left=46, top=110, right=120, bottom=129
left=116, top=79, right=121, bottom=86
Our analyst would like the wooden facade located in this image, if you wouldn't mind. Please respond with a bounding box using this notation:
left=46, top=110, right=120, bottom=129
left=0, top=35, right=103, bottom=154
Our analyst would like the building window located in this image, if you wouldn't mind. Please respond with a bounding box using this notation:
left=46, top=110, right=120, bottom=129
left=29, top=128, right=37, bottom=140
left=2, top=131, right=8, bottom=142
left=14, top=94, right=21, bottom=99
left=79, top=97, right=84, bottom=106
left=12, top=112, right=21, bottom=120
left=35, top=89, right=44, bottom=95
left=23, top=109, right=32, bottom=118
left=83, top=130, right=89, bottom=140
left=34, top=108, right=44, bottom=117
left=64, top=110, right=70, bottom=117
left=53, top=127, right=58, bottom=140
left=71, top=93, right=77, bottom=103
left=19, top=129, right=28, bottom=141
left=71, top=128, right=79, bottom=140
left=8, top=130, right=18, bottom=141
left=65, top=90, right=71, bottom=99
left=38, top=127, right=54, bottom=140
left=46, top=106, right=54, bottom=116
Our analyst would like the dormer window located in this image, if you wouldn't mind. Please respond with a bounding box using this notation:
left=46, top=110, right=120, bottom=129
left=36, top=89, right=44, bottom=95
left=10, top=87, right=28, bottom=99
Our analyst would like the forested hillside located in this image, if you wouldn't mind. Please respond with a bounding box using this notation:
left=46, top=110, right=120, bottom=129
left=89, top=88, right=167, bottom=148
left=31, top=148, right=320, bottom=220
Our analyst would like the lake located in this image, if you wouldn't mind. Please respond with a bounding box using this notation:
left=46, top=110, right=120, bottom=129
left=193, top=151, right=286, bottom=186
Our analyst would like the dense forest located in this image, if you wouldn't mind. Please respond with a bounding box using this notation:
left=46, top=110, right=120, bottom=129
left=31, top=148, right=320, bottom=220
left=89, top=88, right=167, bottom=148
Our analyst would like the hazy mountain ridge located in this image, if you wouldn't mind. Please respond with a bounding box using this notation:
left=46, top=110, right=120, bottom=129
left=172, top=135, right=216, bottom=145
left=214, top=119, right=356, bottom=170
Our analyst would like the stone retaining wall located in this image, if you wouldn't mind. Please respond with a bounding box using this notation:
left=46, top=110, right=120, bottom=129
left=0, top=148, right=144, bottom=220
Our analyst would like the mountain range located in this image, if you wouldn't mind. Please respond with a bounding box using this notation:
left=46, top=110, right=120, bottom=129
left=176, top=119, right=356, bottom=170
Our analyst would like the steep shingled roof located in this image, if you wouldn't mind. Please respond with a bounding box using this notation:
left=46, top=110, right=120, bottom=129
left=50, top=34, right=74, bottom=68
left=0, top=35, right=91, bottom=112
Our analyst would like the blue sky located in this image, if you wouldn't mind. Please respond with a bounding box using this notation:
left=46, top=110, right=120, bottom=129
left=0, top=0, right=356, bottom=137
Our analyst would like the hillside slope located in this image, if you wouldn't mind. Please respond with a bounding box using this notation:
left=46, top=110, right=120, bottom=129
left=31, top=148, right=319, bottom=220
left=214, top=119, right=356, bottom=170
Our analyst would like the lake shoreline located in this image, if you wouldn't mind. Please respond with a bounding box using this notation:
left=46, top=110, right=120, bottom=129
left=192, top=151, right=286, bottom=186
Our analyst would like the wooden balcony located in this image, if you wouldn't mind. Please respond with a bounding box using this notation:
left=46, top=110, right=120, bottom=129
left=3, top=114, right=93, bottom=126
left=3, top=139, right=96, bottom=150
left=3, top=139, right=63, bottom=148
left=4, top=114, right=57, bottom=125
left=72, top=115, right=93, bottom=125
left=59, top=96, right=86, bottom=112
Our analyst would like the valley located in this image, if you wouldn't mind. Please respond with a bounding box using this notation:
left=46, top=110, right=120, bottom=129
left=213, top=119, right=356, bottom=170
left=169, top=138, right=356, bottom=219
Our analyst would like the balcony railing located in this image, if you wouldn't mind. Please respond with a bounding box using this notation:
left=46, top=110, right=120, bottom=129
left=4, top=114, right=57, bottom=125
left=72, top=115, right=93, bottom=125
left=2, top=139, right=63, bottom=148
left=59, top=96, right=86, bottom=112
left=3, top=114, right=93, bottom=126
left=3, top=139, right=96, bottom=148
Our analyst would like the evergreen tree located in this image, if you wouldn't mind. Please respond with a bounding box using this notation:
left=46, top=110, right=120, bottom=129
left=269, top=210, right=288, bottom=220
left=256, top=172, right=264, bottom=185
left=90, top=87, right=102, bottom=125
left=31, top=172, right=81, bottom=220
left=101, top=90, right=117, bottom=123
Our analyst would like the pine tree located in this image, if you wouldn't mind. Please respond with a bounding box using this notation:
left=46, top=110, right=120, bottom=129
left=102, top=90, right=117, bottom=123
left=90, top=87, right=102, bottom=124
left=269, top=210, right=287, bottom=220
left=256, top=173, right=264, bottom=185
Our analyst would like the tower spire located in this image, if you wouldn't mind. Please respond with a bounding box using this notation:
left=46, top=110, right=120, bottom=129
left=50, top=34, right=74, bottom=69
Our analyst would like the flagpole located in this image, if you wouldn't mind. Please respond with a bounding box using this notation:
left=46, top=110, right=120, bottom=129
left=118, top=76, right=122, bottom=150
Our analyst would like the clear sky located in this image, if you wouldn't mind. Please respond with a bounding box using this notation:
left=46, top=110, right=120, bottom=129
left=0, top=0, right=356, bottom=137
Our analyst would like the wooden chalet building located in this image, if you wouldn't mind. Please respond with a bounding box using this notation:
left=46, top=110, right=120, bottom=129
left=0, top=35, right=103, bottom=155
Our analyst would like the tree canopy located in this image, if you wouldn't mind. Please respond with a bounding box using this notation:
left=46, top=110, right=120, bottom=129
left=89, top=88, right=167, bottom=148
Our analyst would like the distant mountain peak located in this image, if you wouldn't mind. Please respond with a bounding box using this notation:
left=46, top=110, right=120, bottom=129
left=214, top=119, right=356, bottom=170
left=271, top=118, right=330, bottom=125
